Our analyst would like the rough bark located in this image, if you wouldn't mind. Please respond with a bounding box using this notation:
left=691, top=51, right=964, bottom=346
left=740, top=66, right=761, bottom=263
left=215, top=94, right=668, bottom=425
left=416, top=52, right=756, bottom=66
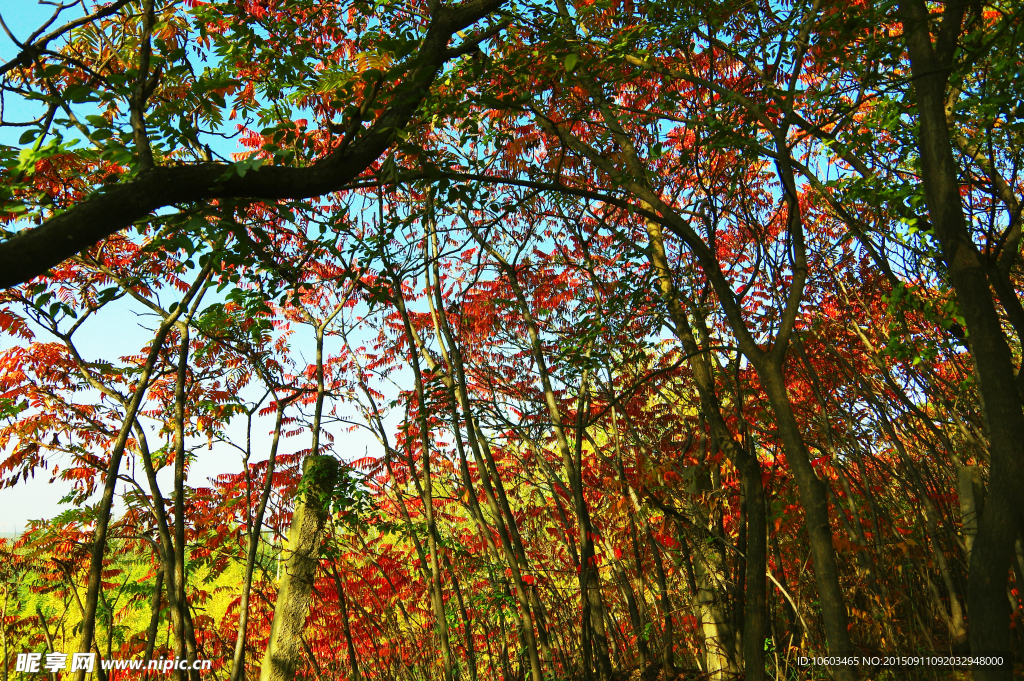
left=258, top=455, right=339, bottom=681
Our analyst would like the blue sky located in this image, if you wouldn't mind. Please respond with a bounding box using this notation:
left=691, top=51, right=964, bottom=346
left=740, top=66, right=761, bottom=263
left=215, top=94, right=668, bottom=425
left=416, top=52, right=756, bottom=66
left=0, top=2, right=399, bottom=532
left=1, top=1, right=69, bottom=142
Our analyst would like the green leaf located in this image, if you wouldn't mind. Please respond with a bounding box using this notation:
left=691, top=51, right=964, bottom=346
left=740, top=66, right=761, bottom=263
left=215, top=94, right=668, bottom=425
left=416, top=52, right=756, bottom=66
left=0, top=398, right=28, bottom=419
left=564, top=53, right=578, bottom=72
left=64, top=84, right=94, bottom=103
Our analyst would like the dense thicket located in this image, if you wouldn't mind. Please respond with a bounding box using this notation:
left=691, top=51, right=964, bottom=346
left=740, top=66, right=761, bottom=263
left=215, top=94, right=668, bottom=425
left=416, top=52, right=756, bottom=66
left=1, top=0, right=1023, bottom=680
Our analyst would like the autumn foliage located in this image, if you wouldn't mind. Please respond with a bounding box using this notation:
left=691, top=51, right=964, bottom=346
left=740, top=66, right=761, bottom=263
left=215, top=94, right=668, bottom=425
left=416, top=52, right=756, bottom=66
left=1, top=0, right=1023, bottom=680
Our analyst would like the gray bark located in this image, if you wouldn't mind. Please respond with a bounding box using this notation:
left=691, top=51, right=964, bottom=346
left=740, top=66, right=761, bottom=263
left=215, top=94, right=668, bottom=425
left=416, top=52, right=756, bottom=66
left=258, top=455, right=339, bottom=681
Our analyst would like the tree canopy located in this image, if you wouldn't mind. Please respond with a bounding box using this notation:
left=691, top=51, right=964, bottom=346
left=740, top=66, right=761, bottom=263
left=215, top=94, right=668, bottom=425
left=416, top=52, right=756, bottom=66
left=1, top=0, right=1023, bottom=680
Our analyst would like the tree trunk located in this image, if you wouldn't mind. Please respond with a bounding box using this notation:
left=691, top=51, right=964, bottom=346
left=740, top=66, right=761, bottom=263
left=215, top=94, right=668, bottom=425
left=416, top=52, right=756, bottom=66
left=644, top=216, right=764, bottom=680
left=958, top=466, right=984, bottom=562
left=171, top=327, right=200, bottom=681
left=231, top=400, right=291, bottom=681
left=739, top=454, right=767, bottom=681
left=330, top=567, right=362, bottom=681
left=647, top=528, right=675, bottom=678
left=258, top=455, right=339, bottom=681
left=445, top=554, right=479, bottom=681
left=900, top=5, right=1024, bottom=678
left=69, top=265, right=212, bottom=681
left=143, top=568, right=164, bottom=671
left=756, top=366, right=855, bottom=680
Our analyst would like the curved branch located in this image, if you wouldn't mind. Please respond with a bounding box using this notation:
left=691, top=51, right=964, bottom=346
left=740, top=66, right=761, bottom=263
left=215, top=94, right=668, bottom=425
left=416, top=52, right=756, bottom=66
left=0, top=0, right=506, bottom=289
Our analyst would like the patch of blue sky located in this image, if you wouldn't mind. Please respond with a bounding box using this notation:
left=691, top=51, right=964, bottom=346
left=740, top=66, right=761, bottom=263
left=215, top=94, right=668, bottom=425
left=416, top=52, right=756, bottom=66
left=0, top=281, right=409, bottom=533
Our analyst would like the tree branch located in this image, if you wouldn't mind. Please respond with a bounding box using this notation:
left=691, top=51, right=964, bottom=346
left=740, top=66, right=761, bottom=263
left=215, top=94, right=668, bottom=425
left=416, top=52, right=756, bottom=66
left=0, top=0, right=506, bottom=289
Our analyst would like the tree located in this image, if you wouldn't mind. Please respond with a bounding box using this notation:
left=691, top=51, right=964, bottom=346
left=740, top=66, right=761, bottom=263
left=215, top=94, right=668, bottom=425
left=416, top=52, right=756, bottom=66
left=3, top=0, right=1024, bottom=680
